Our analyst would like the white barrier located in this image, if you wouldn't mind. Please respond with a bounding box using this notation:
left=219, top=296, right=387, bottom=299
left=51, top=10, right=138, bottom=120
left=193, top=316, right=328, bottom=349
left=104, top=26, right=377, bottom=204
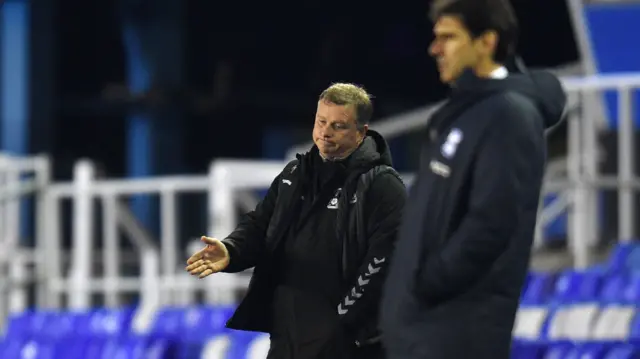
left=0, top=153, right=50, bottom=330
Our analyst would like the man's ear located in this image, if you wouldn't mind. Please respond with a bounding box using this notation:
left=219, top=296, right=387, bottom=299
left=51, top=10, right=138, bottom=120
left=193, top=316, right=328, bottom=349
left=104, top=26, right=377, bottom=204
left=358, top=124, right=369, bottom=141
left=479, top=30, right=499, bottom=58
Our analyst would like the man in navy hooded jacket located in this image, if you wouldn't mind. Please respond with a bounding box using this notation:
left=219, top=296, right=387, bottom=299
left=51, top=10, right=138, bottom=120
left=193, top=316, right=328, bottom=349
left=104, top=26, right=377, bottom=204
left=380, top=1, right=567, bottom=359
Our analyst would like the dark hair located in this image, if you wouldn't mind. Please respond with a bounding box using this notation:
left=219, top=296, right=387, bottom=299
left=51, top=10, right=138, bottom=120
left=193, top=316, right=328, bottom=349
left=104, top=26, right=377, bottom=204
left=429, top=0, right=519, bottom=63
left=319, top=83, right=373, bottom=131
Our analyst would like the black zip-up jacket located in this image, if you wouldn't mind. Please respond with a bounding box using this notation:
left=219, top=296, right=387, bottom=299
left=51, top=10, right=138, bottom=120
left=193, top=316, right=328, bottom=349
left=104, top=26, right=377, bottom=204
left=381, top=69, right=567, bottom=359
left=221, top=130, right=406, bottom=347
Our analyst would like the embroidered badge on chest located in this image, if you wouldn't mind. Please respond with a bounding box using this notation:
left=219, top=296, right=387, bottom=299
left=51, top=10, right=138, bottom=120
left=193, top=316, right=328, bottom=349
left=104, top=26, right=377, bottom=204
left=441, top=128, right=463, bottom=159
left=327, top=188, right=357, bottom=209
left=327, top=188, right=342, bottom=209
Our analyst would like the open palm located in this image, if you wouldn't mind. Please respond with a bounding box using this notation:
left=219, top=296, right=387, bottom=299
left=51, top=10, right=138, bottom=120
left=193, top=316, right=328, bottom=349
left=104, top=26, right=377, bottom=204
left=185, top=236, right=230, bottom=278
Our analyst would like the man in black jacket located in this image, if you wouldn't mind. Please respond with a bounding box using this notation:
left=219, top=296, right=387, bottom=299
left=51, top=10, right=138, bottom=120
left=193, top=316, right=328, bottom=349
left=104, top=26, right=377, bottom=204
left=380, top=1, right=567, bottom=359
left=187, top=83, right=406, bottom=359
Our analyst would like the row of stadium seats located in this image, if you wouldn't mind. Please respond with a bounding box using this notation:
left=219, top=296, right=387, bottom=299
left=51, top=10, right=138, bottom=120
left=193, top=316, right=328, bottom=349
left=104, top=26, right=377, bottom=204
left=2, top=336, right=639, bottom=359
left=0, top=330, right=270, bottom=359
left=511, top=242, right=640, bottom=359
left=2, top=305, right=639, bottom=359
left=2, top=242, right=639, bottom=359
left=0, top=305, right=271, bottom=358
left=511, top=341, right=639, bottom=359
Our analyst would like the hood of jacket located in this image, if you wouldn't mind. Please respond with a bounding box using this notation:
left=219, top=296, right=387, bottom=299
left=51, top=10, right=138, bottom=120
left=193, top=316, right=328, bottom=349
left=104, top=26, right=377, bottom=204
left=298, top=129, right=394, bottom=172
left=453, top=68, right=568, bottom=130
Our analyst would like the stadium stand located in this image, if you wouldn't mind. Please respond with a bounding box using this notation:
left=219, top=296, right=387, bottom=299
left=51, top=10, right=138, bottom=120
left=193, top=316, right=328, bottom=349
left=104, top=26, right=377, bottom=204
left=3, top=2, right=640, bottom=358
left=3, top=68, right=640, bottom=357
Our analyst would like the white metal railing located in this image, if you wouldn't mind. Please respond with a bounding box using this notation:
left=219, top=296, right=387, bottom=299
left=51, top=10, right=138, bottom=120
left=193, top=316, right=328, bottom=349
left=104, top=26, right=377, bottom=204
left=0, top=153, right=50, bottom=331
left=0, top=72, right=639, bottom=329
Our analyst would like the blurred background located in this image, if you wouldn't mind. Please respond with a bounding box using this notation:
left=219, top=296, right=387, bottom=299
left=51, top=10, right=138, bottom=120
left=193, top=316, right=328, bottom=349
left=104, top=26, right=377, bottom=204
left=1, top=0, right=640, bottom=357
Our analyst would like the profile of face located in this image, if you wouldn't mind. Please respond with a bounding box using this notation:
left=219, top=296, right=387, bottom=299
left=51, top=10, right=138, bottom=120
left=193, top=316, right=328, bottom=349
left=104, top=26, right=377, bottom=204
left=429, top=15, right=497, bottom=84
left=313, top=100, right=367, bottom=159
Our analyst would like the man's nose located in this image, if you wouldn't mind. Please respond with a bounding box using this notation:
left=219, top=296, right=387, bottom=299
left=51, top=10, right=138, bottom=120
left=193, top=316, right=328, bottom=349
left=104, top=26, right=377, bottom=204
left=322, top=128, right=334, bottom=138
left=429, top=41, right=440, bottom=56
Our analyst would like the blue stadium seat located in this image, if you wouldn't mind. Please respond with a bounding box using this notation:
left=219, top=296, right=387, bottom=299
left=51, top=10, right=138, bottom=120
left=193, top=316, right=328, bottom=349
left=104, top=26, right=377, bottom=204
left=521, top=272, right=557, bottom=306
left=540, top=270, right=602, bottom=341
left=132, top=338, right=172, bottom=359
left=599, top=275, right=627, bottom=304
left=562, top=343, right=608, bottom=359
left=5, top=310, right=57, bottom=340
left=51, top=337, right=87, bottom=359
left=622, top=273, right=640, bottom=303
left=150, top=307, right=183, bottom=339
left=12, top=338, right=56, bottom=359
left=84, top=337, right=108, bottom=358
left=628, top=313, right=640, bottom=346
left=226, top=331, right=259, bottom=358
left=608, top=242, right=640, bottom=274
left=50, top=308, right=135, bottom=339
left=99, top=336, right=160, bottom=359
left=626, top=247, right=640, bottom=273
left=4, top=312, right=31, bottom=339
left=177, top=305, right=235, bottom=359
left=553, top=270, right=603, bottom=304
left=196, top=305, right=235, bottom=335
left=150, top=305, right=234, bottom=340
left=226, top=331, right=270, bottom=359
left=602, top=344, right=638, bottom=359
left=514, top=273, right=557, bottom=342
left=197, top=333, right=233, bottom=358
left=543, top=342, right=573, bottom=359
left=511, top=340, right=546, bottom=359
left=47, top=311, right=83, bottom=339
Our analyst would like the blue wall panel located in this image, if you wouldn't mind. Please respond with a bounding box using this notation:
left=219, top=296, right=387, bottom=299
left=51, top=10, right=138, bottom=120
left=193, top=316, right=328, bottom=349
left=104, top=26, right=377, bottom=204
left=586, top=4, right=640, bottom=129
left=1, top=1, right=31, bottom=241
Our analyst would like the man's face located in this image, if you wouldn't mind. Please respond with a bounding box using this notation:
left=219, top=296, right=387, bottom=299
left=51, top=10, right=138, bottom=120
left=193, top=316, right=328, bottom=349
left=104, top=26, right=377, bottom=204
left=313, top=100, right=366, bottom=159
left=429, top=15, right=484, bottom=84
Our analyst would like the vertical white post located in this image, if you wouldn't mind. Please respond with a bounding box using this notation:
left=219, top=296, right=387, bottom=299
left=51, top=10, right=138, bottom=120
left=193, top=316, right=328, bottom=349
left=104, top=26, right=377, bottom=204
left=133, top=247, right=161, bottom=332
left=34, top=156, right=53, bottom=308
left=44, top=190, right=62, bottom=309
left=568, top=99, right=590, bottom=269
left=160, top=188, right=177, bottom=305
left=208, top=162, right=235, bottom=239
left=618, top=87, right=635, bottom=241
left=0, top=155, right=8, bottom=329
left=103, top=194, right=120, bottom=307
left=207, top=161, right=236, bottom=304
left=8, top=253, right=26, bottom=314
left=533, top=195, right=545, bottom=250
left=3, top=158, right=25, bottom=313
left=70, top=160, right=95, bottom=310
left=141, top=248, right=161, bottom=305
left=583, top=89, right=600, bottom=247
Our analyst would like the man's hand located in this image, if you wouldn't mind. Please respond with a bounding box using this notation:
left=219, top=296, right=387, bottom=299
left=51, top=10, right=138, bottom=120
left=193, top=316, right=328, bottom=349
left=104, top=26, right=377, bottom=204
left=185, top=236, right=230, bottom=278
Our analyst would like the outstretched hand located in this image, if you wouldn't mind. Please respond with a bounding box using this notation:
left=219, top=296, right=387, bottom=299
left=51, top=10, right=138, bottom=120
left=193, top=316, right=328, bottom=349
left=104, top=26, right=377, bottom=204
left=185, top=236, right=230, bottom=278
